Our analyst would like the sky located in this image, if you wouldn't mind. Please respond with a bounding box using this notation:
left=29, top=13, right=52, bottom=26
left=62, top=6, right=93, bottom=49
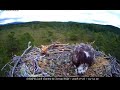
left=0, top=10, right=120, bottom=28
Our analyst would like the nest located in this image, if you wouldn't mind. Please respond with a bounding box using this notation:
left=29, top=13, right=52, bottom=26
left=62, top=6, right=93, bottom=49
left=1, top=42, right=120, bottom=77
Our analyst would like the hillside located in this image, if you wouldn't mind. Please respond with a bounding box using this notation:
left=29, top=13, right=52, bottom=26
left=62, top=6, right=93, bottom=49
left=0, top=21, right=120, bottom=76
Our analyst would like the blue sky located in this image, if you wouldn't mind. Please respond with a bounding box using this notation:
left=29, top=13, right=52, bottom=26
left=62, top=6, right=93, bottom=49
left=0, top=10, right=120, bottom=28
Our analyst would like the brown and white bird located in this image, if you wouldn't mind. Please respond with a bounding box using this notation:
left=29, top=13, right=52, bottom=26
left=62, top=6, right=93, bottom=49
left=72, top=43, right=95, bottom=75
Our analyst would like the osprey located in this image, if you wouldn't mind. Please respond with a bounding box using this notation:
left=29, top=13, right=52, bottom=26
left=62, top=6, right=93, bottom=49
left=72, top=43, right=95, bottom=75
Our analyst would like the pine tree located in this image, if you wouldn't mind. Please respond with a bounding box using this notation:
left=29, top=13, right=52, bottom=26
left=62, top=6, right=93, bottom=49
left=19, top=33, right=34, bottom=50
left=6, top=32, right=19, bottom=57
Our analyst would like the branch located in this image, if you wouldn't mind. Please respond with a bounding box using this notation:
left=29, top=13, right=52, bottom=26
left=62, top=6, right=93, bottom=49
left=1, top=61, right=13, bottom=71
left=90, top=41, right=95, bottom=45
left=11, top=42, right=32, bottom=77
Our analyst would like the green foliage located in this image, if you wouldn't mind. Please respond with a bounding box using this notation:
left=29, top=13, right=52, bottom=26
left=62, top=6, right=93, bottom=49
left=0, top=21, right=120, bottom=76
left=68, top=33, right=78, bottom=41
left=6, top=32, right=19, bottom=57
left=18, top=32, right=34, bottom=51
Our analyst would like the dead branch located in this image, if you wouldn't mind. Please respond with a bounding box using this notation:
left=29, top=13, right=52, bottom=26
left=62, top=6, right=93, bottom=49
left=52, top=43, right=69, bottom=46
left=1, top=61, right=13, bottom=71
left=11, top=41, right=32, bottom=77
left=90, top=41, right=95, bottom=45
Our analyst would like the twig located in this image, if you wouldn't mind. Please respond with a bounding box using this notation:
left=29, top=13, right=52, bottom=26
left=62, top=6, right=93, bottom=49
left=11, top=42, right=32, bottom=77
left=11, top=57, right=21, bottom=77
left=1, top=61, right=14, bottom=71
left=90, top=41, right=95, bottom=45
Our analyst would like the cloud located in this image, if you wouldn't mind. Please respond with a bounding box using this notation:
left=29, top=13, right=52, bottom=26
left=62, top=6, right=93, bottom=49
left=0, top=10, right=120, bottom=28
left=0, top=18, right=21, bottom=24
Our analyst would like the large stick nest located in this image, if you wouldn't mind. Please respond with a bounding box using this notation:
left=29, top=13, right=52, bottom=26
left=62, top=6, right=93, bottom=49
left=1, top=42, right=120, bottom=77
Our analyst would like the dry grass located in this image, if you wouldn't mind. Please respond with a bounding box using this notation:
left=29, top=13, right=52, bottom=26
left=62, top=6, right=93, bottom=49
left=82, top=57, right=111, bottom=77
